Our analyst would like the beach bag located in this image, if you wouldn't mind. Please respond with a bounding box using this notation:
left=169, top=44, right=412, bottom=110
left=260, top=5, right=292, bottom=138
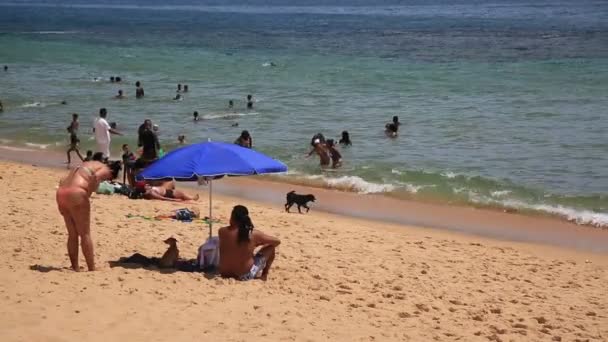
left=198, top=237, right=220, bottom=270
left=174, top=208, right=195, bottom=222
left=96, top=181, right=114, bottom=195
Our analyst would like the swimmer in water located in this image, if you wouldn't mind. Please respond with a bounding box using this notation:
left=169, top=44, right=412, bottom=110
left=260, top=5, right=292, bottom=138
left=385, top=123, right=398, bottom=137
left=115, top=90, right=125, bottom=99
left=177, top=84, right=182, bottom=93
left=246, top=94, right=254, bottom=109
left=392, top=115, right=401, bottom=128
left=326, top=139, right=342, bottom=168
left=183, top=85, right=189, bottom=93
left=174, top=94, right=182, bottom=101
left=3, top=65, right=7, bottom=72
left=193, top=111, right=199, bottom=121
left=307, top=135, right=330, bottom=167
left=228, top=100, right=234, bottom=110
left=61, top=100, right=68, bottom=105
left=135, top=81, right=144, bottom=99
left=339, top=130, right=352, bottom=146
left=115, top=76, right=122, bottom=83
left=110, top=76, right=115, bottom=83
left=178, top=135, right=186, bottom=145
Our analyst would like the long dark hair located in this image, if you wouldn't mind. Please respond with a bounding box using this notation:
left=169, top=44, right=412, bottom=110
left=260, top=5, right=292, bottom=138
left=232, top=205, right=254, bottom=243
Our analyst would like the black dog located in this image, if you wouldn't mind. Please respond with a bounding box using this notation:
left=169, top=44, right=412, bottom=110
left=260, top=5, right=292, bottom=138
left=285, top=190, right=316, bottom=213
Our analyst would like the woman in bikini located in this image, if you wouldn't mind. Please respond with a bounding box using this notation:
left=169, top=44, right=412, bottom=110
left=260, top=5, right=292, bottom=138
left=56, top=161, right=116, bottom=271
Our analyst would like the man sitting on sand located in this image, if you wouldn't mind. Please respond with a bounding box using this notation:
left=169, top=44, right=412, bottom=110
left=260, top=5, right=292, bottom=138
left=219, top=205, right=280, bottom=281
left=56, top=160, right=119, bottom=271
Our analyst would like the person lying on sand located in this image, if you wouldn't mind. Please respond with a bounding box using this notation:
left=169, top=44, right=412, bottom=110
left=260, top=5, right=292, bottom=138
left=56, top=160, right=119, bottom=271
left=218, top=205, right=280, bottom=281
left=143, top=183, right=199, bottom=202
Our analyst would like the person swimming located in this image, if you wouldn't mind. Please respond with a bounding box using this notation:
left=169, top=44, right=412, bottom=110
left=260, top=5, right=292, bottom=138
left=392, top=115, right=401, bottom=127
left=177, top=84, right=182, bottom=93
left=183, top=85, right=189, bottom=92
left=174, top=94, right=182, bottom=101
left=193, top=111, right=199, bottom=121
left=339, top=131, right=352, bottom=146
left=228, top=100, right=234, bottom=110
left=110, top=76, right=115, bottom=83
left=115, top=90, right=125, bottom=99
left=385, top=123, right=398, bottom=137
left=178, top=134, right=186, bottom=145
left=3, top=65, right=7, bottom=72
left=135, top=81, right=144, bottom=99
left=247, top=94, right=254, bottom=109
left=326, top=139, right=342, bottom=168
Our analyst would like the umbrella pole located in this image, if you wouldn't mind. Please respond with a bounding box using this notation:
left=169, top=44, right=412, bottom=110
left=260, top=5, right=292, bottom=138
left=208, top=179, right=213, bottom=239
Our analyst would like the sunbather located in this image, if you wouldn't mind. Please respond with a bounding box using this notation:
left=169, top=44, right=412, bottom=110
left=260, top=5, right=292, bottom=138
left=143, top=183, right=199, bottom=202
left=218, top=205, right=280, bottom=281
left=155, top=207, right=200, bottom=221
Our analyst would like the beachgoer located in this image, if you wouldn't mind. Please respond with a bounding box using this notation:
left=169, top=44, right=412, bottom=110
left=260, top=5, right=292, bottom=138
left=93, top=108, right=121, bottom=158
left=61, top=100, right=67, bottom=105
left=135, top=81, right=144, bottom=99
left=218, top=205, right=280, bottom=281
left=177, top=84, right=182, bottom=92
left=178, top=135, right=186, bottom=145
left=137, top=119, right=152, bottom=147
left=115, top=76, right=122, bottom=83
left=143, top=183, right=199, bottom=202
left=115, top=89, right=125, bottom=99
left=385, top=123, right=398, bottom=137
left=228, top=100, right=234, bottom=109
left=246, top=95, right=254, bottom=109
left=392, top=115, right=401, bottom=127
left=110, top=76, right=115, bottom=83
left=3, top=65, right=7, bottom=72
left=234, top=130, right=252, bottom=148
left=122, top=144, right=136, bottom=185
left=310, top=133, right=326, bottom=147
left=56, top=160, right=119, bottom=271
left=339, top=130, right=352, bottom=146
left=183, top=85, right=189, bottom=92
left=174, top=94, right=182, bottom=101
left=140, top=122, right=161, bottom=160
left=83, top=150, right=93, bottom=161
left=66, top=113, right=84, bottom=165
left=326, top=139, right=342, bottom=168
left=193, top=111, right=199, bottom=121
left=307, top=137, right=330, bottom=167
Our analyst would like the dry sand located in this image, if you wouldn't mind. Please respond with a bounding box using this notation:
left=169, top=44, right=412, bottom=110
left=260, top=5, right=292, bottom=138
left=0, top=160, right=606, bottom=341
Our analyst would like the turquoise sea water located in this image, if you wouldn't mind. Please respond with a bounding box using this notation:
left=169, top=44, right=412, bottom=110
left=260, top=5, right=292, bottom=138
left=0, top=1, right=607, bottom=226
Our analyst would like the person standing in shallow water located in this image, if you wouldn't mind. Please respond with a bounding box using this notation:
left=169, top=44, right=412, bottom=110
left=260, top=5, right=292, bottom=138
left=135, top=81, right=144, bottom=98
left=234, top=130, right=253, bottom=148
left=66, top=113, right=84, bottom=165
left=339, top=131, right=352, bottom=146
left=247, top=94, right=254, bottom=109
left=193, top=111, right=199, bottom=121
left=56, top=161, right=118, bottom=271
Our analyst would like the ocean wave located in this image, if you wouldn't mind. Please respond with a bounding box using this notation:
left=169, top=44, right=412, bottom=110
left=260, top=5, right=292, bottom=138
left=0, top=145, right=37, bottom=152
left=21, top=102, right=45, bottom=108
left=19, top=31, right=80, bottom=35
left=303, top=174, right=395, bottom=194
left=469, top=195, right=608, bottom=228
left=202, top=112, right=259, bottom=120
left=24, top=142, right=50, bottom=149
left=490, top=190, right=512, bottom=198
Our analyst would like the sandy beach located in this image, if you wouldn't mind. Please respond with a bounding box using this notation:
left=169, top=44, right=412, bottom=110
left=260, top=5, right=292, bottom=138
left=0, top=159, right=606, bottom=341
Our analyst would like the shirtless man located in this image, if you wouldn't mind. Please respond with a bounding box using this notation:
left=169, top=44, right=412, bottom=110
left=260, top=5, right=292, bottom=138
left=219, top=205, right=280, bottom=281
left=143, top=183, right=199, bottom=202
left=307, top=138, right=330, bottom=167
left=56, top=161, right=117, bottom=271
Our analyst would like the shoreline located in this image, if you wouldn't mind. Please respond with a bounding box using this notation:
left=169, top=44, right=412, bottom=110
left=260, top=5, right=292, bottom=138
left=2, top=144, right=607, bottom=253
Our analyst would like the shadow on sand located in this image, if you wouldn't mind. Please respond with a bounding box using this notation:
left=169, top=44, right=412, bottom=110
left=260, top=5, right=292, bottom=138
left=108, top=254, right=217, bottom=279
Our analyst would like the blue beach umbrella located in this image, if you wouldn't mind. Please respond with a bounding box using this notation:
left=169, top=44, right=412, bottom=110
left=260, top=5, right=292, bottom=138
left=137, top=141, right=288, bottom=237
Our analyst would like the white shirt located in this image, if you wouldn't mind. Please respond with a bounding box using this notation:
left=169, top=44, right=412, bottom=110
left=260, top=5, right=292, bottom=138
left=94, top=117, right=111, bottom=144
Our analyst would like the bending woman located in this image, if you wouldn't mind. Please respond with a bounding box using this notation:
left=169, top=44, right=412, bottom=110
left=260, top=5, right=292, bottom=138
left=56, top=161, right=118, bottom=271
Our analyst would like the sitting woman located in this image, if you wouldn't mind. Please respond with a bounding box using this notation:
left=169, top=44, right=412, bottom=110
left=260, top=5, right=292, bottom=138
left=143, top=183, right=199, bottom=202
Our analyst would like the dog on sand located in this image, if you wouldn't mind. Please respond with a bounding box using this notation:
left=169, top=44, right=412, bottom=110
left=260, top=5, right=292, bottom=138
left=285, top=190, right=316, bottom=213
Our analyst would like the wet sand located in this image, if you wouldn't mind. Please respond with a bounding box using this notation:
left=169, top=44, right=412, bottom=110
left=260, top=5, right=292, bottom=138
left=0, top=158, right=607, bottom=341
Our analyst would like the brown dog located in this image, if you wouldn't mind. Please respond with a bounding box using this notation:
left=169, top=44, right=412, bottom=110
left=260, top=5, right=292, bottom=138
left=158, top=237, right=179, bottom=268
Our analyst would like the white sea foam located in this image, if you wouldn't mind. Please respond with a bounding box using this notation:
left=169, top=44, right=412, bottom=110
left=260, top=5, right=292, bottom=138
left=202, top=112, right=259, bottom=120
left=490, top=190, right=512, bottom=197
left=24, top=142, right=50, bottom=149
left=303, top=174, right=394, bottom=194
left=391, top=168, right=402, bottom=175
left=21, top=102, right=45, bottom=108
left=441, top=171, right=458, bottom=179
left=0, top=145, right=36, bottom=152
